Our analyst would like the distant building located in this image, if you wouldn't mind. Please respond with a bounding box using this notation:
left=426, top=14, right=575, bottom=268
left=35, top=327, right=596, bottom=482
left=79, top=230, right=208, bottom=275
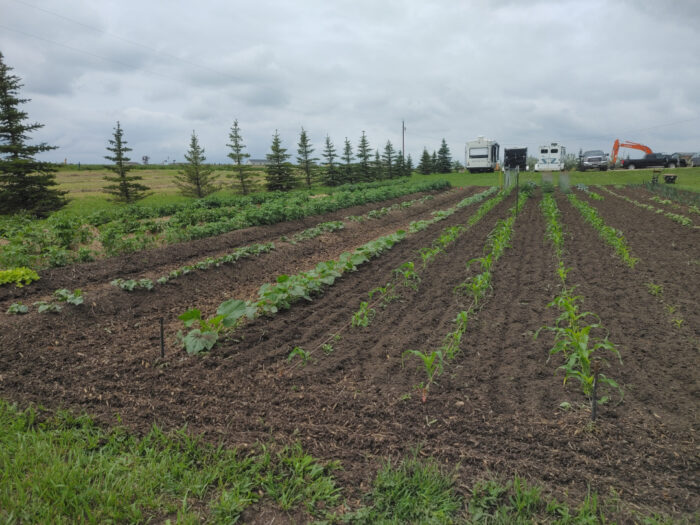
left=248, top=159, right=268, bottom=166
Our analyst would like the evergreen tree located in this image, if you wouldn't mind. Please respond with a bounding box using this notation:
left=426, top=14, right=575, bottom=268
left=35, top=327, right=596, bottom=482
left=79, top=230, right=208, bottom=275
left=265, top=130, right=295, bottom=191
left=382, top=140, right=396, bottom=179
left=418, top=148, right=432, bottom=175
left=406, top=154, right=414, bottom=175
left=175, top=131, right=218, bottom=198
left=103, top=122, right=150, bottom=203
left=226, top=119, right=251, bottom=194
left=296, top=126, right=317, bottom=188
left=372, top=150, right=383, bottom=180
left=341, top=137, right=354, bottom=184
left=436, top=138, right=452, bottom=173
left=452, top=159, right=464, bottom=172
left=321, top=135, right=341, bottom=186
left=431, top=151, right=438, bottom=173
left=356, top=131, right=372, bottom=182
left=395, top=150, right=406, bottom=178
left=0, top=52, right=66, bottom=216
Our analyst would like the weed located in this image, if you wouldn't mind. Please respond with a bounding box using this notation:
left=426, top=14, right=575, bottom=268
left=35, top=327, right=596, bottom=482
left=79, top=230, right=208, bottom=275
left=321, top=343, right=334, bottom=355
left=287, top=346, right=311, bottom=365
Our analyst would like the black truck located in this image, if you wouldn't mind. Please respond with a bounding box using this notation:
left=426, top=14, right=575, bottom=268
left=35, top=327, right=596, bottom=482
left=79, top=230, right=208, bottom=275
left=621, top=153, right=678, bottom=170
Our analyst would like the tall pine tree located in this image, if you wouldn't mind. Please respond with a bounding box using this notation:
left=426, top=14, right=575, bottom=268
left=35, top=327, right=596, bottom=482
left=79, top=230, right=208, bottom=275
left=0, top=52, right=66, bottom=216
left=436, top=138, right=452, bottom=173
left=265, top=130, right=295, bottom=191
left=406, top=153, right=414, bottom=175
left=103, top=121, right=150, bottom=203
left=431, top=151, right=438, bottom=173
left=417, top=148, right=432, bottom=175
left=372, top=150, right=383, bottom=180
left=175, top=131, right=218, bottom=198
left=226, top=119, right=251, bottom=194
left=382, top=140, right=396, bottom=179
left=296, top=127, right=317, bottom=188
left=356, top=131, right=372, bottom=182
left=321, top=135, right=341, bottom=186
left=341, top=138, right=354, bottom=184
left=395, top=150, right=406, bottom=178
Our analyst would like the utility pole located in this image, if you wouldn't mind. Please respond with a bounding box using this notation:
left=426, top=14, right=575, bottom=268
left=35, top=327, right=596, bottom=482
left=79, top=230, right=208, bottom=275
left=402, top=120, right=406, bottom=162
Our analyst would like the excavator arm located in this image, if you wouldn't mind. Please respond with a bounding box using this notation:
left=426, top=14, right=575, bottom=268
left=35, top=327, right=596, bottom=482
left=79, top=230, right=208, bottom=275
left=611, top=139, right=653, bottom=165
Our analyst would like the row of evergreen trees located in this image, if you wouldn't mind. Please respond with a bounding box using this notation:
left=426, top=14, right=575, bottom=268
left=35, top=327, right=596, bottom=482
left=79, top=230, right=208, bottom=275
left=0, top=50, right=456, bottom=214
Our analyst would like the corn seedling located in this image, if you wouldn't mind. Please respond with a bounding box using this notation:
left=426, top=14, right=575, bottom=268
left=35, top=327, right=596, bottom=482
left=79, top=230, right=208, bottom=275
left=321, top=343, right=334, bottom=355
left=287, top=346, right=311, bottom=365
left=602, top=187, right=694, bottom=229
left=351, top=301, right=376, bottom=327
left=645, top=282, right=663, bottom=297
left=672, top=318, right=684, bottom=329
left=402, top=349, right=444, bottom=402
left=394, top=261, right=420, bottom=291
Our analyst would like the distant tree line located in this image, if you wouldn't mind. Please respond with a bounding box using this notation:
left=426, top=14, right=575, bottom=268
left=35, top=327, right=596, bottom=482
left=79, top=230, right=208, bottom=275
left=0, top=51, right=461, bottom=214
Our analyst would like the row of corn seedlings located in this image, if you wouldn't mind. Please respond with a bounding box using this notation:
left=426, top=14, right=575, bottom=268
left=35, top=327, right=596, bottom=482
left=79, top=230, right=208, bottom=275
left=288, top=187, right=504, bottom=366
left=403, top=191, right=530, bottom=402
left=566, top=193, right=639, bottom=268
left=598, top=187, right=694, bottom=227
left=537, top=193, right=622, bottom=414
left=574, top=183, right=604, bottom=200
left=349, top=187, right=505, bottom=330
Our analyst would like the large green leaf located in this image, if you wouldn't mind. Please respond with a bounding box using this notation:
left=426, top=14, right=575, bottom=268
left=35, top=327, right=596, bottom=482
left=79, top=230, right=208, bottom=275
left=217, top=299, right=257, bottom=327
left=182, top=329, right=218, bottom=355
left=178, top=308, right=203, bottom=328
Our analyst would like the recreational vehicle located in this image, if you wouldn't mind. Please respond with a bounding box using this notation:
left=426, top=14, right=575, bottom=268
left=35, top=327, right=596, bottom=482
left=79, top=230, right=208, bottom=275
left=465, top=137, right=499, bottom=173
left=535, top=143, right=566, bottom=171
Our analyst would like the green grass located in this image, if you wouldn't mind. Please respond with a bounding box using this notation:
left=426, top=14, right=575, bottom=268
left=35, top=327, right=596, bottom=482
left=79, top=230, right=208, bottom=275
left=409, top=167, right=700, bottom=192
left=0, top=400, right=686, bottom=523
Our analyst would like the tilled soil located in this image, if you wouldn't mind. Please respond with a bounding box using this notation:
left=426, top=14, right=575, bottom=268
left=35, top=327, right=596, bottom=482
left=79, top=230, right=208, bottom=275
left=0, top=187, right=697, bottom=519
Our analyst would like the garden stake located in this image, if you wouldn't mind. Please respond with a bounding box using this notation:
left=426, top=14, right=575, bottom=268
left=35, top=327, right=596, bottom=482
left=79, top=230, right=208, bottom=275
left=159, top=317, right=165, bottom=358
left=591, top=360, right=600, bottom=421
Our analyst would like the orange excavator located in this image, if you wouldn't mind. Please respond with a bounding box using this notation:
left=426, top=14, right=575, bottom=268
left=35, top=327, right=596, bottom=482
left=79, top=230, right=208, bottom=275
left=611, top=139, right=652, bottom=166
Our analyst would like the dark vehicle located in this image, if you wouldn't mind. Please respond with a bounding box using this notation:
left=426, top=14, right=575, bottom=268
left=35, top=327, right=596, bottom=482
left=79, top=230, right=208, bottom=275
left=690, top=153, right=700, bottom=167
left=503, top=147, right=527, bottom=171
left=621, top=153, right=677, bottom=170
left=579, top=150, right=608, bottom=171
left=670, top=153, right=691, bottom=167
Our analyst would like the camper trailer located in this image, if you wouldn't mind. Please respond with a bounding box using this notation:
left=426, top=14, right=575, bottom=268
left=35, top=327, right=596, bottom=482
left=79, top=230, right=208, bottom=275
left=535, top=143, right=566, bottom=171
left=465, top=136, right=499, bottom=173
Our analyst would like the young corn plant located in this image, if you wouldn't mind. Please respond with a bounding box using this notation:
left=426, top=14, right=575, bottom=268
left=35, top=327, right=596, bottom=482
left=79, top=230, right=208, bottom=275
left=394, top=261, right=420, bottom=291
left=402, top=349, right=444, bottom=403
left=287, top=346, right=311, bottom=365
left=351, top=301, right=376, bottom=327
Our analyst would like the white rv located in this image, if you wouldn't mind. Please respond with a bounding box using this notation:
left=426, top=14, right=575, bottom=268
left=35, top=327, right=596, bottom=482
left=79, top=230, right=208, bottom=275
left=535, top=143, right=566, bottom=171
left=465, top=136, right=499, bottom=173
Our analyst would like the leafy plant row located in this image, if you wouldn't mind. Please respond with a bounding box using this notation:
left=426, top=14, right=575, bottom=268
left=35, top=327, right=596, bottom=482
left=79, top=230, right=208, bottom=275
left=280, top=221, right=344, bottom=244
left=600, top=187, right=694, bottom=227
left=637, top=181, right=700, bottom=207
left=0, top=178, right=450, bottom=271
left=574, top=183, right=604, bottom=200
left=566, top=193, right=639, bottom=268
left=537, top=193, right=622, bottom=405
left=178, top=231, right=406, bottom=354
left=404, top=190, right=529, bottom=401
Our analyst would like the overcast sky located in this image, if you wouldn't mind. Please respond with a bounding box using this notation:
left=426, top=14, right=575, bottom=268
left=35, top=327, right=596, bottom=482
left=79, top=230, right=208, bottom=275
left=1, top=0, right=699, bottom=164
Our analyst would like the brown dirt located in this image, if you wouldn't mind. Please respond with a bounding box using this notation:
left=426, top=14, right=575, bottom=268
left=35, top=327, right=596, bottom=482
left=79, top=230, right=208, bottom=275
left=0, top=187, right=697, bottom=519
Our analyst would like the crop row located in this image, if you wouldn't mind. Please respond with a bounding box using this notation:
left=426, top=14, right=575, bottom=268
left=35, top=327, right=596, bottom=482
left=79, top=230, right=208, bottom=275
left=345, top=195, right=433, bottom=222
left=599, top=187, right=695, bottom=227
left=175, top=188, right=491, bottom=355
left=538, top=193, right=622, bottom=410
left=566, top=193, right=639, bottom=268
left=403, top=190, right=529, bottom=401
left=0, top=179, right=450, bottom=271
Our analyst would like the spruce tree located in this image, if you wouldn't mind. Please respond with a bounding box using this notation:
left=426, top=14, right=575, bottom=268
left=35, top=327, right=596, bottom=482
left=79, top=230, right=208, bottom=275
left=418, top=148, right=432, bottom=175
left=321, top=135, right=341, bottom=186
left=175, top=131, right=218, bottom=198
left=436, top=138, right=452, bottom=173
left=103, top=122, right=150, bottom=203
left=431, top=151, right=438, bottom=173
left=395, top=150, right=406, bottom=178
left=382, top=140, right=396, bottom=179
left=296, top=127, right=317, bottom=188
left=226, top=119, right=251, bottom=194
left=0, top=52, right=66, bottom=216
left=406, top=153, right=414, bottom=175
left=341, top=137, right=354, bottom=184
left=356, top=131, right=372, bottom=182
left=265, top=130, right=295, bottom=191
left=372, top=150, right=383, bottom=180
